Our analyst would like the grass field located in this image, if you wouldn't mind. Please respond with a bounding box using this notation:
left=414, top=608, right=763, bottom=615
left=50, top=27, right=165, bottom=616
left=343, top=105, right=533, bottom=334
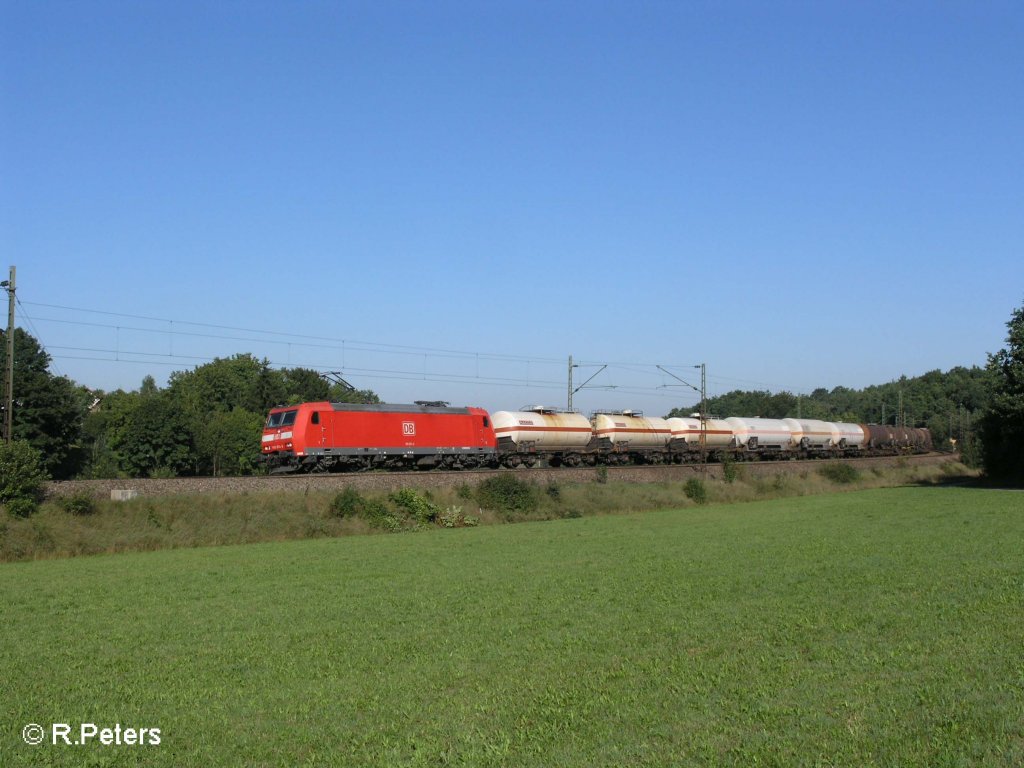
left=1, top=486, right=1021, bottom=766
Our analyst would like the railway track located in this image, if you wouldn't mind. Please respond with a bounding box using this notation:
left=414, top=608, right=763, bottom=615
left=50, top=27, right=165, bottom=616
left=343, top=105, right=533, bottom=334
left=46, top=452, right=959, bottom=500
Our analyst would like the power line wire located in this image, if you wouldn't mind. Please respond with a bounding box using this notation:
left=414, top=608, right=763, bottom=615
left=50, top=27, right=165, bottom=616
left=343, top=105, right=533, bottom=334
left=15, top=297, right=66, bottom=378
left=29, top=298, right=777, bottom=399
left=26, top=300, right=705, bottom=370
left=24, top=301, right=568, bottom=365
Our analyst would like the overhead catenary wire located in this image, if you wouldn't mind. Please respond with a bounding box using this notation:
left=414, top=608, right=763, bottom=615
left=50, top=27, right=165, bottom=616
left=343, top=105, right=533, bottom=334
left=26, top=301, right=710, bottom=371
left=28, top=298, right=812, bottom=402
left=15, top=297, right=66, bottom=378
left=24, top=301, right=567, bottom=365
left=47, top=343, right=689, bottom=399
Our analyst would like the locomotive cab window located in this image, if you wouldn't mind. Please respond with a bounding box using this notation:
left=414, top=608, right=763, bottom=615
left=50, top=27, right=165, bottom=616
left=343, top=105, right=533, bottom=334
left=483, top=417, right=490, bottom=428
left=266, top=409, right=298, bottom=428
left=311, top=412, right=320, bottom=425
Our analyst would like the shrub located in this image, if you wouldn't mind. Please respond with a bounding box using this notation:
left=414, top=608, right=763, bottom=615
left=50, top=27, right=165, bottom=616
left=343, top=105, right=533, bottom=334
left=389, top=488, right=439, bottom=523
left=0, top=440, right=49, bottom=512
left=456, top=483, right=473, bottom=500
left=545, top=482, right=562, bottom=500
left=359, top=499, right=397, bottom=529
left=330, top=488, right=392, bottom=527
left=818, top=462, right=860, bottom=484
left=684, top=478, right=708, bottom=505
left=595, top=466, right=608, bottom=484
left=438, top=506, right=479, bottom=528
left=5, top=497, right=39, bottom=519
left=330, top=487, right=365, bottom=518
left=59, top=493, right=96, bottom=516
left=721, top=457, right=739, bottom=484
left=476, top=473, right=538, bottom=516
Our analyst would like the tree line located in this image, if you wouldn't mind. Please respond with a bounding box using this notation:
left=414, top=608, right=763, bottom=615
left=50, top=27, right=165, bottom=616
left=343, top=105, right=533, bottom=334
left=2, top=298, right=1023, bottom=485
left=0, top=329, right=379, bottom=479
left=667, top=366, right=993, bottom=460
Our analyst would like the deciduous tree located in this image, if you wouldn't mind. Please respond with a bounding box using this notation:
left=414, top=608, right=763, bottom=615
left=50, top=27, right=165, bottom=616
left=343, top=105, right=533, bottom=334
left=979, top=303, right=1024, bottom=484
left=0, top=329, right=86, bottom=478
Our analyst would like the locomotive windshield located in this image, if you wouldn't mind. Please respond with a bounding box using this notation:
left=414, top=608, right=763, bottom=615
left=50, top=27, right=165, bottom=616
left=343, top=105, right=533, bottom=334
left=266, top=410, right=298, bottom=429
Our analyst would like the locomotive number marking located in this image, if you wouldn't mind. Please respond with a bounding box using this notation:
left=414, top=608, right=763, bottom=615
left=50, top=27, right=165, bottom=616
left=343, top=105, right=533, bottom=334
left=403, top=422, right=416, bottom=436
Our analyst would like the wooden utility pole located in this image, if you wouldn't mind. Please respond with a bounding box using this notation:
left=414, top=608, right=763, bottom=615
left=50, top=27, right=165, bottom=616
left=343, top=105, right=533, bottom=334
left=2, top=266, right=15, bottom=444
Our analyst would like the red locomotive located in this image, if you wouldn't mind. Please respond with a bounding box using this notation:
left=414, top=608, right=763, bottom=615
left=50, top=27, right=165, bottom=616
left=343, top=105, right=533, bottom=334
left=262, top=401, right=496, bottom=472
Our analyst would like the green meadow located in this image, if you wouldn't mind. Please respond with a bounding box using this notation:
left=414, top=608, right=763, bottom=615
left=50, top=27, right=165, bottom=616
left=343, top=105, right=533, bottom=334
left=2, top=486, right=1021, bottom=766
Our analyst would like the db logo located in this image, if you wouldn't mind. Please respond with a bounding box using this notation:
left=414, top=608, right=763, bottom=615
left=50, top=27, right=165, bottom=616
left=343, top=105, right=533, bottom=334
left=402, top=422, right=416, bottom=436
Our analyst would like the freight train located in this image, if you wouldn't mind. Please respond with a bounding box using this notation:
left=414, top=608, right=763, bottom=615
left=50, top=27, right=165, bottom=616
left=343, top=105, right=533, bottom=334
left=261, top=401, right=932, bottom=473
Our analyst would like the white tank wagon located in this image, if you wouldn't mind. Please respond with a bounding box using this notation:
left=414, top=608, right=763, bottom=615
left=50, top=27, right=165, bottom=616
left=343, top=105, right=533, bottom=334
left=491, top=407, right=594, bottom=466
left=667, top=416, right=701, bottom=447
left=833, top=422, right=867, bottom=450
left=782, top=419, right=841, bottom=450
left=667, top=417, right=735, bottom=449
left=725, top=417, right=794, bottom=452
left=492, top=407, right=594, bottom=449
left=592, top=411, right=672, bottom=451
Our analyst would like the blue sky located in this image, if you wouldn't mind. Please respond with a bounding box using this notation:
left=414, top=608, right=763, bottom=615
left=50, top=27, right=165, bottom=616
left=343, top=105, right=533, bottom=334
left=2, top=1, right=1021, bottom=415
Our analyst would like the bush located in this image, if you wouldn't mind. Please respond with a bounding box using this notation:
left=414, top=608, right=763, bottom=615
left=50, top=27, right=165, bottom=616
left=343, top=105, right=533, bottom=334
left=722, top=457, right=739, bottom=484
left=595, top=466, right=608, bottom=484
left=330, top=488, right=390, bottom=525
left=545, top=482, right=562, bottom=500
left=684, top=478, right=708, bottom=505
left=59, top=493, right=96, bottom=516
left=0, top=440, right=49, bottom=511
left=456, top=483, right=473, bottom=500
left=389, top=488, right=439, bottom=523
left=818, top=462, right=860, bottom=484
left=476, top=473, right=539, bottom=516
left=5, top=497, right=39, bottom=519
left=438, top=506, right=479, bottom=528
left=959, top=437, right=982, bottom=469
left=330, top=487, right=365, bottom=518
